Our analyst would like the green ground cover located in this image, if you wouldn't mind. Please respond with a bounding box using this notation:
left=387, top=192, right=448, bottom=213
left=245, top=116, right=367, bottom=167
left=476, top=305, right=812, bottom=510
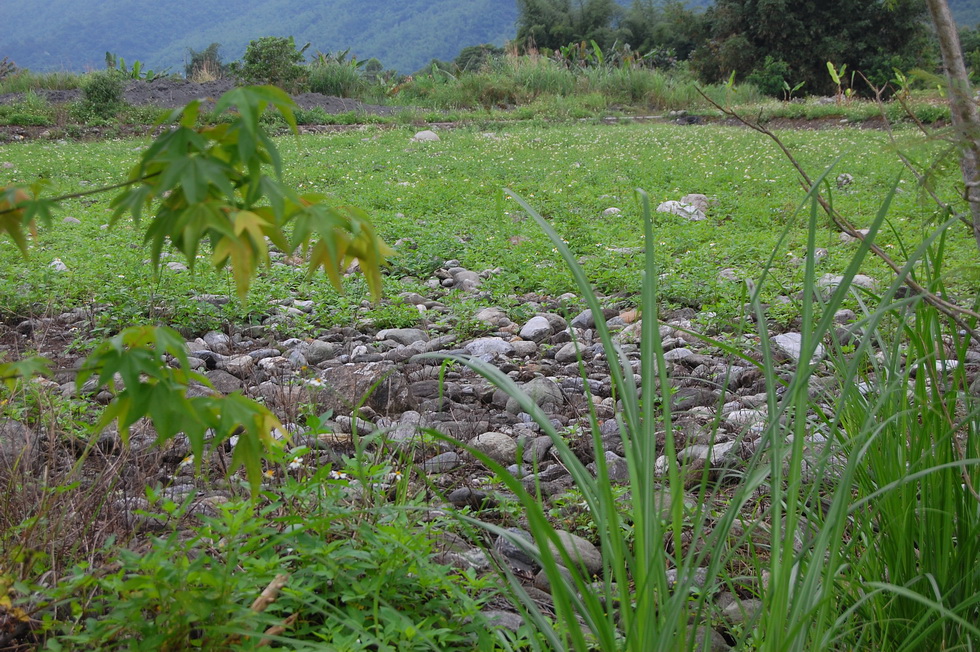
left=0, top=121, right=970, bottom=334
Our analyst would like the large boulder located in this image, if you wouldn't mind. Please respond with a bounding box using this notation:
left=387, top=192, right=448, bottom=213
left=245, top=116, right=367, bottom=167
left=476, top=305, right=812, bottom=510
left=314, top=362, right=412, bottom=415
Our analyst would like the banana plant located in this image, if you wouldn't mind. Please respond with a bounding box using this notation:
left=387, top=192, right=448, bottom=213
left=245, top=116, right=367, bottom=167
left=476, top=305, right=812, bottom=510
left=827, top=61, right=848, bottom=103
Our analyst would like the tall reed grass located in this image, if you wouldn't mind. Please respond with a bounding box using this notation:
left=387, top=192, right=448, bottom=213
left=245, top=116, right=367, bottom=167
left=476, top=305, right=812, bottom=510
left=442, top=172, right=980, bottom=650
left=0, top=70, right=81, bottom=94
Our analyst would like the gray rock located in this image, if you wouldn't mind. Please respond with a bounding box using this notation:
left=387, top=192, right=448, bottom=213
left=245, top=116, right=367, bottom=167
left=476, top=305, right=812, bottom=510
left=555, top=341, right=591, bottom=364
left=257, top=356, right=293, bottom=375
left=506, top=376, right=563, bottom=414
left=412, top=129, right=440, bottom=142
left=422, top=451, right=462, bottom=473
left=721, top=598, right=763, bottom=626
left=838, top=228, right=870, bottom=244
left=472, top=307, right=510, bottom=327
left=202, top=331, right=232, bottom=355
left=471, top=431, right=519, bottom=464
left=205, top=369, right=243, bottom=393
left=587, top=450, right=630, bottom=481
left=447, top=487, right=497, bottom=509
left=657, top=199, right=706, bottom=221
left=523, top=435, right=554, bottom=464
left=663, top=347, right=694, bottom=362
left=316, top=362, right=411, bottom=415
left=248, top=347, right=281, bottom=361
left=548, top=530, right=603, bottom=576
left=220, top=354, right=255, bottom=378
left=817, top=272, right=877, bottom=291
left=520, top=316, right=553, bottom=342
left=481, top=610, right=525, bottom=633
left=772, top=332, right=825, bottom=364
left=307, top=340, right=338, bottom=365
left=693, top=625, right=732, bottom=651
left=725, top=409, right=767, bottom=429
left=665, top=566, right=712, bottom=592
left=677, top=441, right=739, bottom=469
left=570, top=309, right=597, bottom=329
left=511, top=340, right=539, bottom=358
left=494, top=528, right=538, bottom=572
left=453, top=270, right=482, bottom=292
left=376, top=328, right=429, bottom=346
left=465, top=337, right=515, bottom=360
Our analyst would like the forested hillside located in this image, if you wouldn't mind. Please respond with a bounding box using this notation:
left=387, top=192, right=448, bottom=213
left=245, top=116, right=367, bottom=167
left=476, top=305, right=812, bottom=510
left=0, top=0, right=518, bottom=74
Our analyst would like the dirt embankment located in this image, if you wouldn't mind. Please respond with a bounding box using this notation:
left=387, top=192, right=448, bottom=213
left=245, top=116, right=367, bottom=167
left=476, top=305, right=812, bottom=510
left=0, top=77, right=398, bottom=114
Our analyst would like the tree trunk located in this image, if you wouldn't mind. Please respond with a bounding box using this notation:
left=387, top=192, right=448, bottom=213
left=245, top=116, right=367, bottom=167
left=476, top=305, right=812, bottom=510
left=925, top=0, right=980, bottom=254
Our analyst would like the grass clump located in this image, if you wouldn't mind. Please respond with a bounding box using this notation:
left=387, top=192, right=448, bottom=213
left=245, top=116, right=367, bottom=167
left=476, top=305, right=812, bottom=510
left=445, top=178, right=979, bottom=649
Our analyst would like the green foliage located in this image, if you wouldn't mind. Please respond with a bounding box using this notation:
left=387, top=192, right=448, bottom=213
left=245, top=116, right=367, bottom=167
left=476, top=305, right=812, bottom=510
left=79, top=325, right=281, bottom=492
left=440, top=172, right=980, bottom=648
left=745, top=55, right=792, bottom=97
left=80, top=70, right=124, bottom=119
left=236, top=36, right=309, bottom=92
left=110, top=85, right=392, bottom=300
left=368, top=299, right=422, bottom=329
left=38, top=464, right=508, bottom=649
left=104, top=51, right=169, bottom=81
left=691, top=0, right=932, bottom=95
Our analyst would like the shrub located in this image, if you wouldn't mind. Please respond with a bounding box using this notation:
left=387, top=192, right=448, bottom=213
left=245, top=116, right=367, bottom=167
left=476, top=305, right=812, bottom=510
left=746, top=55, right=793, bottom=97
left=80, top=71, right=124, bottom=119
left=237, top=36, right=308, bottom=92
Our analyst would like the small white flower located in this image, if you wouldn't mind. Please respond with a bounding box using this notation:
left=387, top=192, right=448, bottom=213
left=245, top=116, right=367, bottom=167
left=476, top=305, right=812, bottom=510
left=306, top=377, right=326, bottom=388
left=288, top=458, right=306, bottom=471
left=329, top=470, right=349, bottom=480
left=179, top=455, right=194, bottom=468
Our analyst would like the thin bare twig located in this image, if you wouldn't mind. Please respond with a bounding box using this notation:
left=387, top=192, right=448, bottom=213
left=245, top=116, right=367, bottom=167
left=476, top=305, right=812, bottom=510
left=250, top=573, right=290, bottom=613
left=0, top=172, right=160, bottom=218
left=858, top=72, right=976, bottom=233
left=258, top=613, right=299, bottom=647
left=223, top=573, right=290, bottom=646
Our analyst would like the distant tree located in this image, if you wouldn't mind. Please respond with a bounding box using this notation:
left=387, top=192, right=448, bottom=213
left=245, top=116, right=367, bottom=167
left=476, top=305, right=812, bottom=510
left=690, top=0, right=932, bottom=96
left=236, top=36, right=309, bottom=93
left=621, top=0, right=708, bottom=62
left=960, top=24, right=980, bottom=75
left=516, top=0, right=625, bottom=51
left=453, top=44, right=504, bottom=72
left=363, top=57, right=384, bottom=81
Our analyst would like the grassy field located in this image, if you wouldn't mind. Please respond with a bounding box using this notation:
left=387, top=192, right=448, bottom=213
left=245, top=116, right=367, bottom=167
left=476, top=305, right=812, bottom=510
left=0, top=120, right=971, bottom=337
left=2, top=108, right=980, bottom=649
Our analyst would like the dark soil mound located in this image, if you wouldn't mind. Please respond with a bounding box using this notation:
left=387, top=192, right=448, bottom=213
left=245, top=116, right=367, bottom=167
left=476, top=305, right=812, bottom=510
left=0, top=78, right=398, bottom=115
